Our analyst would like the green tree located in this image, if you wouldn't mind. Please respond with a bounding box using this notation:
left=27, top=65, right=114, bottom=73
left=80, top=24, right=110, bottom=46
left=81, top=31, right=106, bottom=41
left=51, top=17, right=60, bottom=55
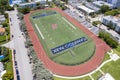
left=65, top=0, right=68, bottom=4
left=46, top=0, right=49, bottom=4
left=2, top=72, right=13, bottom=80
left=100, top=5, right=110, bottom=13
left=0, top=0, right=13, bottom=13
left=36, top=2, right=40, bottom=6
left=52, top=0, right=56, bottom=2
left=99, top=31, right=118, bottom=48
left=17, top=12, right=24, bottom=20
left=105, top=10, right=119, bottom=16
left=2, top=22, right=8, bottom=27
left=87, top=0, right=92, bottom=2
left=92, top=21, right=101, bottom=27
left=18, top=7, right=31, bottom=14
left=92, top=21, right=98, bottom=26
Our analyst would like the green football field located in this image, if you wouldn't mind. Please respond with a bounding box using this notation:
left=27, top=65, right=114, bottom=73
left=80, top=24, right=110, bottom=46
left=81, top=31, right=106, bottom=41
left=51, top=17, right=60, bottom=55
left=30, top=10, right=95, bottom=65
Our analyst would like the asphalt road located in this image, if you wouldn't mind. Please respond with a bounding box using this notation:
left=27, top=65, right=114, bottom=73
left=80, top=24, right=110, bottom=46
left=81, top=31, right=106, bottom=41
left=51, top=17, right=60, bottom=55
left=3, top=9, right=33, bottom=80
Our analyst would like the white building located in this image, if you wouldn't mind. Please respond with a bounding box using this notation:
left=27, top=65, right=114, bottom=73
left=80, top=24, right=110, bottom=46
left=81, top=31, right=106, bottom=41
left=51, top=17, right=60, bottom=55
left=107, top=0, right=120, bottom=8
left=33, top=0, right=52, bottom=2
left=0, top=15, right=5, bottom=23
left=9, top=0, right=23, bottom=6
left=77, top=5, right=95, bottom=15
left=93, top=1, right=113, bottom=9
left=0, top=62, right=4, bottom=73
left=102, top=16, right=120, bottom=32
left=99, top=73, right=115, bottom=80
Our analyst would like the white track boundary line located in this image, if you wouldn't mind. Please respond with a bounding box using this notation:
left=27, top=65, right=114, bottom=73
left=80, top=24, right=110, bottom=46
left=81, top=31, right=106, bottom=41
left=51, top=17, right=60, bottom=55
left=53, top=59, right=112, bottom=79
left=35, top=24, right=45, bottom=39
left=62, top=17, right=76, bottom=29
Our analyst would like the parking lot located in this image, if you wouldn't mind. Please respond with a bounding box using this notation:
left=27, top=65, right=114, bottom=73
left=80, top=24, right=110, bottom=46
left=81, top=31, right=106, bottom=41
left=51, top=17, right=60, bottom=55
left=65, top=1, right=120, bottom=43
left=64, top=8, right=100, bottom=36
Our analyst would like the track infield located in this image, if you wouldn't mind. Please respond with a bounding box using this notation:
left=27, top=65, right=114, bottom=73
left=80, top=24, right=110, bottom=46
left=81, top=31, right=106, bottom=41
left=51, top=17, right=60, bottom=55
left=29, top=9, right=95, bottom=65
left=24, top=8, right=111, bottom=76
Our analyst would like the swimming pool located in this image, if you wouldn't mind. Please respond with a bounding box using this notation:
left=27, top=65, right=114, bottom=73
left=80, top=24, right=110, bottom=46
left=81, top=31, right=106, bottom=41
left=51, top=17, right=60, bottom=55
left=9, top=0, right=26, bottom=5
left=0, top=55, right=5, bottom=60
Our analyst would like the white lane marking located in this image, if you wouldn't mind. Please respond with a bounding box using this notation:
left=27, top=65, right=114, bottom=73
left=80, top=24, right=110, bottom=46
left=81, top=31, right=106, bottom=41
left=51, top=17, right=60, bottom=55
left=35, top=24, right=45, bottom=39
left=62, top=17, right=76, bottom=29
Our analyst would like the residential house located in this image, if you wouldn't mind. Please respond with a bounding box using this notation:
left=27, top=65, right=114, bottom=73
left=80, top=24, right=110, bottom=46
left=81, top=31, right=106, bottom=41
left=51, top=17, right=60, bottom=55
left=0, top=15, right=5, bottom=23
left=0, top=28, right=5, bottom=35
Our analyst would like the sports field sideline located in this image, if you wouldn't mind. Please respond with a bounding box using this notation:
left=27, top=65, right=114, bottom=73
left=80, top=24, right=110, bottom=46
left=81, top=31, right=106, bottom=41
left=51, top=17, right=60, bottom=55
left=30, top=10, right=95, bottom=65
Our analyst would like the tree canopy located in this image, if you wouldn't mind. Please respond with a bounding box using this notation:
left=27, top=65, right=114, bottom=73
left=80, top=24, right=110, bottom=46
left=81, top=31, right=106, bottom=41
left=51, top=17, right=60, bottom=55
left=0, top=0, right=14, bottom=14
left=18, top=7, right=31, bottom=14
left=2, top=72, right=13, bottom=80
left=100, top=5, right=110, bottom=13
left=99, top=31, right=118, bottom=48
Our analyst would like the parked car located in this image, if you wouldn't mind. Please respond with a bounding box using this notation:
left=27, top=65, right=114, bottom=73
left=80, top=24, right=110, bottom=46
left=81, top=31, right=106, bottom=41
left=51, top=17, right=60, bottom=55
left=13, top=49, right=16, bottom=54
left=16, top=69, right=19, bottom=75
left=17, top=75, right=20, bottom=80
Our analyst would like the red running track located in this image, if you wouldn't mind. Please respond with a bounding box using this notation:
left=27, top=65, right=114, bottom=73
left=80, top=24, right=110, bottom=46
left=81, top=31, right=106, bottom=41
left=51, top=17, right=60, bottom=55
left=24, top=8, right=111, bottom=76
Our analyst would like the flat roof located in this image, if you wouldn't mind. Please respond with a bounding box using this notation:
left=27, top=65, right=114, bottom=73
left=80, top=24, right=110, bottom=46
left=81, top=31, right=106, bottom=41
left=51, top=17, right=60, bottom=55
left=103, top=16, right=120, bottom=27
left=85, top=3, right=100, bottom=11
left=99, top=73, right=115, bottom=80
left=93, top=1, right=113, bottom=8
left=0, top=28, right=5, bottom=33
left=19, top=2, right=36, bottom=6
left=77, top=5, right=95, bottom=14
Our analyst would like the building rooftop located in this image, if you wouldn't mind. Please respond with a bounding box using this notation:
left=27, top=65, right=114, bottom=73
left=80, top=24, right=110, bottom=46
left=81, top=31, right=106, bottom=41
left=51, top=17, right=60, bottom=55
left=0, top=62, right=4, bottom=72
left=77, top=5, right=95, bottom=14
left=9, top=0, right=24, bottom=6
left=19, top=2, right=37, bottom=6
left=0, top=28, right=5, bottom=33
left=93, top=1, right=113, bottom=8
left=85, top=2, right=100, bottom=11
left=99, top=73, right=115, bottom=80
left=103, top=16, right=120, bottom=26
left=0, top=15, right=5, bottom=22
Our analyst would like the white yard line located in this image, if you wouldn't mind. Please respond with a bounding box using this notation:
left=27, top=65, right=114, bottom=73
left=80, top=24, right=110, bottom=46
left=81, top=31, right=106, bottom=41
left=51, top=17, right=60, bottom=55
left=62, top=17, right=76, bottom=29
left=35, top=24, right=45, bottom=39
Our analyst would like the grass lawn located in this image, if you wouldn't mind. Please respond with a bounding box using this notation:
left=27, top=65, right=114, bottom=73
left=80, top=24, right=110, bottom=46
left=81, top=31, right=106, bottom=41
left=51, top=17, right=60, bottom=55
left=103, top=53, right=110, bottom=62
left=101, top=59, right=120, bottom=80
left=100, top=48, right=120, bottom=80
left=5, top=50, right=13, bottom=73
left=0, top=35, right=6, bottom=43
left=91, top=71, right=102, bottom=80
left=113, top=49, right=120, bottom=56
left=30, top=10, right=95, bottom=65
left=54, top=76, right=91, bottom=80
left=6, top=61, right=13, bottom=72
